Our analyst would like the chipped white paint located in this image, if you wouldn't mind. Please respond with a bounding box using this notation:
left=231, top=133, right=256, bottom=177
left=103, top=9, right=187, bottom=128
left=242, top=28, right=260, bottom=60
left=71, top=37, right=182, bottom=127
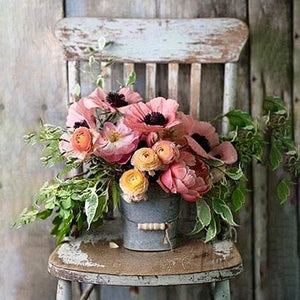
left=49, top=262, right=243, bottom=286
left=57, top=240, right=105, bottom=268
left=213, top=240, right=233, bottom=260
left=55, top=18, right=248, bottom=63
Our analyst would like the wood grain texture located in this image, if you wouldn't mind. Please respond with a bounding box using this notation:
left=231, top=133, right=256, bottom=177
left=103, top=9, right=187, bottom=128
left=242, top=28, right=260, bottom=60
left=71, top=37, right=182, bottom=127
left=222, top=63, right=238, bottom=134
left=168, top=63, right=179, bottom=99
left=249, top=1, right=299, bottom=299
left=146, top=63, right=157, bottom=100
left=55, top=17, right=248, bottom=63
left=0, top=1, right=67, bottom=299
left=190, top=63, right=201, bottom=119
left=48, top=220, right=242, bottom=285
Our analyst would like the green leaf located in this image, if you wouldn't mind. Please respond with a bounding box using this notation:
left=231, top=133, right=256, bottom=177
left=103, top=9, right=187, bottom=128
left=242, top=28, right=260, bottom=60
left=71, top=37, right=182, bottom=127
left=225, top=110, right=252, bottom=128
left=205, top=217, right=217, bottom=243
left=74, top=83, right=81, bottom=98
left=87, top=46, right=96, bottom=52
left=125, top=71, right=136, bottom=87
left=96, top=75, right=104, bottom=88
left=189, top=220, right=204, bottom=235
left=37, top=209, right=52, bottom=220
left=263, top=96, right=285, bottom=114
left=98, top=37, right=106, bottom=51
left=232, top=184, right=246, bottom=212
left=277, top=178, right=292, bottom=205
left=111, top=180, right=120, bottom=209
left=88, top=55, right=95, bottom=67
left=61, top=197, right=72, bottom=210
left=212, top=198, right=237, bottom=226
left=93, top=191, right=109, bottom=222
left=225, top=166, right=244, bottom=181
left=269, top=141, right=282, bottom=171
left=84, top=190, right=99, bottom=229
left=196, top=200, right=211, bottom=227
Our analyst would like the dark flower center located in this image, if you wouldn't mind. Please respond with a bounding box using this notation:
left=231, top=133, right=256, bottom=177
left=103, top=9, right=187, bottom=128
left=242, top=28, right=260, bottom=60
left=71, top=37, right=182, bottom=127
left=191, top=133, right=211, bottom=152
left=215, top=154, right=222, bottom=159
left=74, top=120, right=89, bottom=129
left=106, top=92, right=127, bottom=108
left=144, top=112, right=168, bottom=126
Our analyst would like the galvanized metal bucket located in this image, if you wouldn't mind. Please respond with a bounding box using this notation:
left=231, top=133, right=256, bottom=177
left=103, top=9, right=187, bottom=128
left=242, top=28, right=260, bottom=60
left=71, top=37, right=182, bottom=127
left=120, top=184, right=180, bottom=251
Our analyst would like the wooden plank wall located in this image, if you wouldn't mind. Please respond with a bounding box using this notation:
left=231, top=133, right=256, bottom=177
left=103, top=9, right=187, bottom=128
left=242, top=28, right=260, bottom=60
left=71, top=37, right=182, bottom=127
left=1, top=0, right=299, bottom=299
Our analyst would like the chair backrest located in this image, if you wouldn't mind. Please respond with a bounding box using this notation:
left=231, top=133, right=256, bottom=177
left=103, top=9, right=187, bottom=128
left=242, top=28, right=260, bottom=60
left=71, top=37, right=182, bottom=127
left=55, top=17, right=248, bottom=133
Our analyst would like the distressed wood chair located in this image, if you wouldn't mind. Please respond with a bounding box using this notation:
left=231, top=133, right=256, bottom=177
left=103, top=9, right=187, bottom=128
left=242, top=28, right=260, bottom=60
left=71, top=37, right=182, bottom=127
left=49, top=17, right=248, bottom=300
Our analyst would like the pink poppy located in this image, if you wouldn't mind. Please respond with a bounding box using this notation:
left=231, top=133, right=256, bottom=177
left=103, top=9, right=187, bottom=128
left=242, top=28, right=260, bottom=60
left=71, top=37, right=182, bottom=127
left=124, top=97, right=180, bottom=133
left=97, top=118, right=140, bottom=164
left=66, top=98, right=96, bottom=129
left=59, top=127, right=99, bottom=162
left=185, top=121, right=237, bottom=164
left=83, top=87, right=142, bottom=114
left=185, top=121, right=219, bottom=157
left=208, top=142, right=238, bottom=165
left=157, top=161, right=211, bottom=202
left=158, top=112, right=194, bottom=145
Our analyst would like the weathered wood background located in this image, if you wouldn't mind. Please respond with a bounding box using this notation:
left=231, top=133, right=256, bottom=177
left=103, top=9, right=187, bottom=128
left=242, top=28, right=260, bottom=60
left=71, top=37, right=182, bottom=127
left=0, top=0, right=299, bottom=299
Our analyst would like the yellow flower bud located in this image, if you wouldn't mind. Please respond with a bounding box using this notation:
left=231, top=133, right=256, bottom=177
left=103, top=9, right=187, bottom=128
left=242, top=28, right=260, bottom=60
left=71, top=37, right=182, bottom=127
left=131, top=148, right=162, bottom=172
left=119, top=169, right=149, bottom=202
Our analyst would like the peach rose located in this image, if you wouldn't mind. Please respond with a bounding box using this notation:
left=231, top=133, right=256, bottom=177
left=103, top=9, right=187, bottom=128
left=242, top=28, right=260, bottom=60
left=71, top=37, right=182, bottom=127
left=131, top=148, right=162, bottom=175
left=59, top=127, right=99, bottom=162
left=119, top=169, right=149, bottom=202
left=152, top=140, right=179, bottom=165
left=70, top=127, right=93, bottom=152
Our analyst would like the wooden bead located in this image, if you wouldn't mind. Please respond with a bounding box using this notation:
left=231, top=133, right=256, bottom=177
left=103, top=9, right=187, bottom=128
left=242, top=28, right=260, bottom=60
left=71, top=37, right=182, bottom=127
left=137, top=223, right=166, bottom=231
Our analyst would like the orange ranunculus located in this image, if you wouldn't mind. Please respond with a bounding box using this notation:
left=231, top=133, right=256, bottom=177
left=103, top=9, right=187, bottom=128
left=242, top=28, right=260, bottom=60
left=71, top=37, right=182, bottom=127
left=131, top=148, right=162, bottom=174
left=119, top=169, right=149, bottom=202
left=70, top=127, right=93, bottom=152
left=152, top=140, right=179, bottom=165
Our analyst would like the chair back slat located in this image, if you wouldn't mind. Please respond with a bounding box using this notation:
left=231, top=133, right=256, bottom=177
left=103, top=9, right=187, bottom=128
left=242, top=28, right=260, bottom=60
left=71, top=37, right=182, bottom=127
left=67, top=61, right=80, bottom=104
left=168, top=63, right=179, bottom=99
left=190, top=63, right=202, bottom=119
left=123, top=63, right=135, bottom=86
left=56, top=18, right=248, bottom=63
left=146, top=63, right=157, bottom=100
left=101, top=63, right=112, bottom=90
left=222, top=63, right=238, bottom=133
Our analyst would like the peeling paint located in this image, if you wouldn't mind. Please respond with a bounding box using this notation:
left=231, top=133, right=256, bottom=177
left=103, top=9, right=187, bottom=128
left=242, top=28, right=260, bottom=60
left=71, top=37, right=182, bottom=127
left=57, top=240, right=105, bottom=267
left=213, top=240, right=233, bottom=260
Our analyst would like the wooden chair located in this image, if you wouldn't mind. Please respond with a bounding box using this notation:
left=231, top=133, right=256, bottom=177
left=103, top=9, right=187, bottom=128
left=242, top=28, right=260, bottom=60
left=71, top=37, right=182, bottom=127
left=49, top=17, right=248, bottom=300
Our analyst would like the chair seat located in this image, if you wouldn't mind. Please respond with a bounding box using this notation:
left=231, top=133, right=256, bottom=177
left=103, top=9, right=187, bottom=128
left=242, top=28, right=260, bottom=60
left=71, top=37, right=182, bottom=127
left=48, top=219, right=242, bottom=286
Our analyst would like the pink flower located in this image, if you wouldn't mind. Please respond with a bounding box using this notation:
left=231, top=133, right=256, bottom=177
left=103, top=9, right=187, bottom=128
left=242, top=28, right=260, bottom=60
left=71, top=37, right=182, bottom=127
left=185, top=121, right=238, bottom=165
left=97, top=118, right=140, bottom=164
left=159, top=112, right=194, bottom=145
left=59, top=127, right=99, bottom=162
left=152, top=140, right=179, bottom=165
left=66, top=99, right=96, bottom=129
left=124, top=97, right=180, bottom=133
left=83, top=87, right=142, bottom=114
left=208, top=142, right=238, bottom=165
left=185, top=121, right=219, bottom=158
left=177, top=150, right=196, bottom=166
left=157, top=161, right=211, bottom=202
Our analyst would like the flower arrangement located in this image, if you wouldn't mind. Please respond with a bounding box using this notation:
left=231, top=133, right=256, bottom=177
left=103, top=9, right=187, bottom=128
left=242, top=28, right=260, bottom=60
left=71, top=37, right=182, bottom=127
left=14, top=48, right=300, bottom=244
